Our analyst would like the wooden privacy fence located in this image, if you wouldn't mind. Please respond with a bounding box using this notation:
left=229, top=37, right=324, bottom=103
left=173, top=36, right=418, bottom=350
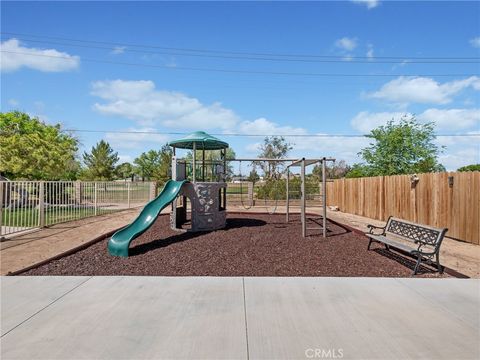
left=325, top=172, right=480, bottom=244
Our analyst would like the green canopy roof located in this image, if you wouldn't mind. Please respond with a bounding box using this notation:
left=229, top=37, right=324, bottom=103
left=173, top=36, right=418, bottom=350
left=168, top=131, right=229, bottom=150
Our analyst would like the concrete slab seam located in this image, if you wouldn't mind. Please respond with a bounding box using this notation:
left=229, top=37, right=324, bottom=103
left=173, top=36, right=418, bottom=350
left=242, top=277, right=250, bottom=360
left=0, top=276, right=93, bottom=338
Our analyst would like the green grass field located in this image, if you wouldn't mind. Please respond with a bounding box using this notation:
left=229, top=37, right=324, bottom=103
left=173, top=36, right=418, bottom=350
left=1, top=207, right=117, bottom=228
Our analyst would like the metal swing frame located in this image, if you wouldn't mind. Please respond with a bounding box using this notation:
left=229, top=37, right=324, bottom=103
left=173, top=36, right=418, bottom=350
left=229, top=157, right=335, bottom=237
left=286, top=157, right=335, bottom=238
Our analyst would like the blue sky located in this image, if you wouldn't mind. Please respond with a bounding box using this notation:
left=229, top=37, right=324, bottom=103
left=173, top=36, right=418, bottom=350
left=1, top=1, right=479, bottom=170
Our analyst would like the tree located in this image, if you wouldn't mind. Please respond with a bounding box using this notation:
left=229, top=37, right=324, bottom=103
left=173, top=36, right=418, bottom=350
left=312, top=160, right=351, bottom=180
left=345, top=164, right=372, bottom=178
left=457, top=164, right=480, bottom=172
left=358, top=116, right=444, bottom=176
left=247, top=168, right=260, bottom=184
left=153, top=145, right=173, bottom=184
left=134, top=150, right=161, bottom=181
left=116, top=162, right=134, bottom=181
left=256, top=136, right=292, bottom=179
left=82, top=140, right=119, bottom=180
left=0, top=111, right=79, bottom=180
left=133, top=145, right=172, bottom=183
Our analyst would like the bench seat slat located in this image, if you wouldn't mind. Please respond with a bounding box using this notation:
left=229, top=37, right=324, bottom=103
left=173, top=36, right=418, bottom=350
left=366, top=234, right=416, bottom=254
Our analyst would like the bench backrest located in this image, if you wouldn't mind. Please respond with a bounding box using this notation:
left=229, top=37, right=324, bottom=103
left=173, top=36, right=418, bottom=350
left=385, top=217, right=448, bottom=251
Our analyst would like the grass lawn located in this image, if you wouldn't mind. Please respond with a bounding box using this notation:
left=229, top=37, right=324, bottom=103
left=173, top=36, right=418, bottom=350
left=1, top=207, right=117, bottom=228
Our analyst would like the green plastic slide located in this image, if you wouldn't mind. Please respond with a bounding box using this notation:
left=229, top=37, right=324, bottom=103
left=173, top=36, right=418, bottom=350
left=108, top=180, right=188, bottom=257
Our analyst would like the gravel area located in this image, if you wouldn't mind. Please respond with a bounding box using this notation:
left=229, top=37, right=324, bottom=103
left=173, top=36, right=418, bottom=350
left=21, top=213, right=447, bottom=277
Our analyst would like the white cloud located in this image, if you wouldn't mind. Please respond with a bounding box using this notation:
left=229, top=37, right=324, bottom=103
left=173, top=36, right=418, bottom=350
left=111, top=46, right=126, bottom=55
left=238, top=117, right=368, bottom=163
left=245, top=142, right=262, bottom=154
left=237, top=118, right=306, bottom=136
left=351, top=111, right=411, bottom=133
left=351, top=0, right=380, bottom=9
left=105, top=127, right=170, bottom=150
left=469, top=37, right=480, bottom=48
left=0, top=39, right=80, bottom=72
left=91, top=79, right=239, bottom=129
left=351, top=109, right=480, bottom=133
left=437, top=143, right=480, bottom=171
left=335, top=37, right=358, bottom=51
left=118, top=154, right=134, bottom=164
left=418, top=108, right=480, bottom=131
left=369, top=76, right=480, bottom=105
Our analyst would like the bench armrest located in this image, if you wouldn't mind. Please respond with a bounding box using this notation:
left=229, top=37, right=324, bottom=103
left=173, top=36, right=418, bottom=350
left=367, top=224, right=386, bottom=235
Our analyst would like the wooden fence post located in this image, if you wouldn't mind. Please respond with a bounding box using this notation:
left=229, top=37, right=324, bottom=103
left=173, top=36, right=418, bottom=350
left=410, top=175, right=418, bottom=223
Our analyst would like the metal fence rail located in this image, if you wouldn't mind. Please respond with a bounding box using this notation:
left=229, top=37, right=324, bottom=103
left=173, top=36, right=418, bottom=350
left=0, top=181, right=155, bottom=238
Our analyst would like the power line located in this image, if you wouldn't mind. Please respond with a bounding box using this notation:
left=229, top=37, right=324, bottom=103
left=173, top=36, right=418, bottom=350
left=3, top=36, right=479, bottom=64
left=2, top=31, right=479, bottom=61
left=62, top=129, right=480, bottom=138
left=2, top=50, right=478, bottom=78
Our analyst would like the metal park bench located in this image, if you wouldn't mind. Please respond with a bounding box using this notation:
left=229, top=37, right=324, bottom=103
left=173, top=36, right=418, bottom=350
left=366, top=217, right=448, bottom=275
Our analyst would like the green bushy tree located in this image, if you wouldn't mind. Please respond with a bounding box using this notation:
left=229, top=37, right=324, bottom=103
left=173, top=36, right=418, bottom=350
left=457, top=164, right=480, bottom=172
left=82, top=140, right=119, bottom=180
left=116, top=162, right=134, bottom=181
left=348, top=116, right=444, bottom=177
left=133, top=145, right=172, bottom=184
left=0, top=111, right=79, bottom=180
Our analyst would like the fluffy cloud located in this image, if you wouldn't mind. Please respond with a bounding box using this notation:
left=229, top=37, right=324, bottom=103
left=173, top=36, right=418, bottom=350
left=335, top=37, right=358, bottom=51
left=435, top=132, right=480, bottom=170
left=105, top=127, right=170, bottom=150
left=118, top=154, right=134, bottom=163
left=91, top=80, right=239, bottom=129
left=237, top=118, right=306, bottom=136
left=369, top=76, right=480, bottom=105
left=238, top=118, right=369, bottom=163
left=351, top=0, right=380, bottom=9
left=351, top=109, right=479, bottom=133
left=469, top=37, right=480, bottom=48
left=418, top=108, right=480, bottom=131
left=439, top=148, right=479, bottom=171
left=0, top=39, right=80, bottom=72
left=351, top=111, right=411, bottom=133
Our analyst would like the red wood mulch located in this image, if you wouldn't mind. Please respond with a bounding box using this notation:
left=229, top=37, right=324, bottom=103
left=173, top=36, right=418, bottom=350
left=21, top=213, right=447, bottom=277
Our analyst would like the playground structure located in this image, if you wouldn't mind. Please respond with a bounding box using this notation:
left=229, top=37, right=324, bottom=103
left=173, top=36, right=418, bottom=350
left=169, top=132, right=229, bottom=232
left=108, top=131, right=335, bottom=257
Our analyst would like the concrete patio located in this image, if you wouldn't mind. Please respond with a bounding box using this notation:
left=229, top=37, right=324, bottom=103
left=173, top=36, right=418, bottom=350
left=1, top=276, right=479, bottom=359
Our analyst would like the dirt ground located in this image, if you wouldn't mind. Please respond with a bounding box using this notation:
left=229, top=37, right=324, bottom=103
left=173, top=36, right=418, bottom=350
left=22, top=213, right=448, bottom=277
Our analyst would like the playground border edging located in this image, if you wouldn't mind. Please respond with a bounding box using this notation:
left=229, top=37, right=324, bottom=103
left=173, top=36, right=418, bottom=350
left=8, top=212, right=469, bottom=278
left=6, top=226, right=125, bottom=276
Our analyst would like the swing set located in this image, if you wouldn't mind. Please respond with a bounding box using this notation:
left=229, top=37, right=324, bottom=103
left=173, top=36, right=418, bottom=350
left=237, top=160, right=284, bottom=214
left=230, top=157, right=335, bottom=237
